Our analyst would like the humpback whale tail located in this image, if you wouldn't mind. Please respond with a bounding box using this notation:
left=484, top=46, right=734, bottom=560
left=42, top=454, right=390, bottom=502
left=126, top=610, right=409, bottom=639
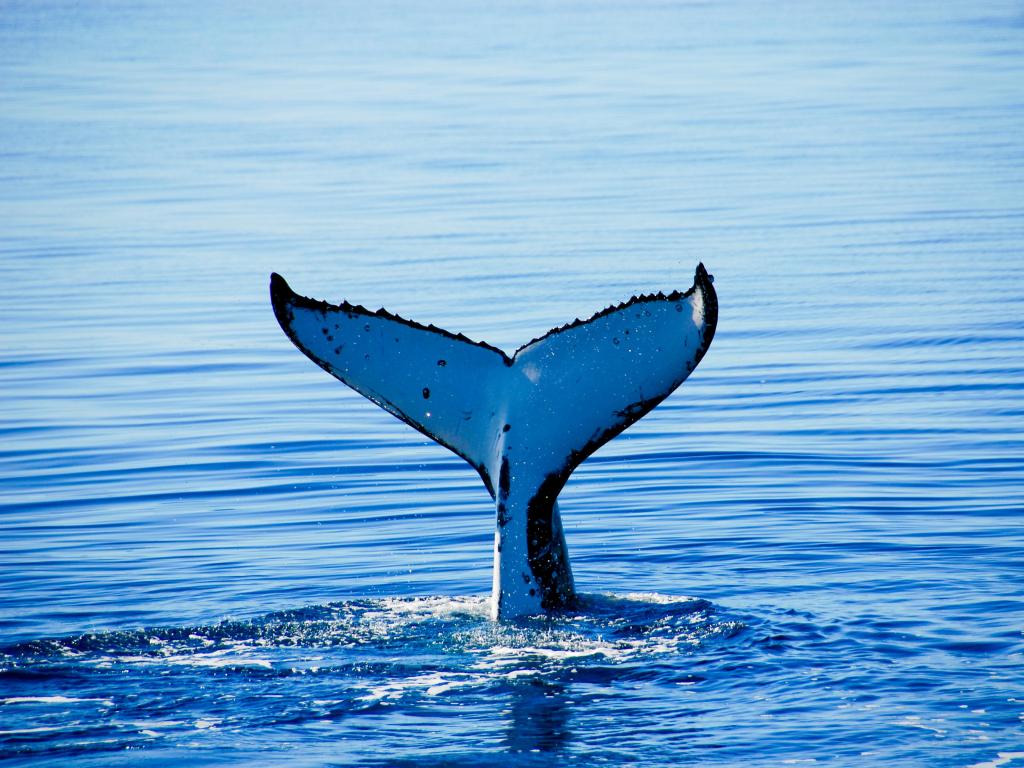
left=270, top=265, right=717, bottom=620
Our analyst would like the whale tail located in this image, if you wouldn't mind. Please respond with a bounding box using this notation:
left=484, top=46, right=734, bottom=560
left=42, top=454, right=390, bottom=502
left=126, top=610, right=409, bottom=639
left=271, top=265, right=718, bottom=619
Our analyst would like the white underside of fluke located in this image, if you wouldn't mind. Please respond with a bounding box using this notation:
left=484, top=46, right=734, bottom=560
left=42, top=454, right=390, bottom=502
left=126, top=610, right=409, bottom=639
left=270, top=265, right=718, bottom=621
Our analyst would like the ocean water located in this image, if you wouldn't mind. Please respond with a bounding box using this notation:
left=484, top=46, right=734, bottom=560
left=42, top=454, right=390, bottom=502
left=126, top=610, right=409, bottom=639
left=2, top=1, right=1023, bottom=765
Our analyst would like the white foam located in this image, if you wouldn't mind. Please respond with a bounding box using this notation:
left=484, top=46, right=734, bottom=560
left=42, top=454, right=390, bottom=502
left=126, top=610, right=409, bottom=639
left=1, top=696, right=112, bottom=706
left=371, top=595, right=489, bottom=619
left=90, top=649, right=272, bottom=670
left=612, top=592, right=702, bottom=605
left=130, top=720, right=182, bottom=729
left=967, top=754, right=1024, bottom=768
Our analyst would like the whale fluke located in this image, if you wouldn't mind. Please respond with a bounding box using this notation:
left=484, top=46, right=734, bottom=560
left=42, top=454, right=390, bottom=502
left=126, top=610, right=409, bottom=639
left=270, top=265, right=718, bottom=620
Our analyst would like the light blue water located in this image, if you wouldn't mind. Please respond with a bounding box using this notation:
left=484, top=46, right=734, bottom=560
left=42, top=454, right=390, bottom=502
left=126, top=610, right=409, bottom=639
left=2, top=1, right=1023, bottom=765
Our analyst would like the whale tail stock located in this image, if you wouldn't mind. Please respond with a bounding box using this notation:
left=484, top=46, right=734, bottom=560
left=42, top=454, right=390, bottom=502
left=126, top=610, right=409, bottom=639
left=270, top=265, right=718, bottom=620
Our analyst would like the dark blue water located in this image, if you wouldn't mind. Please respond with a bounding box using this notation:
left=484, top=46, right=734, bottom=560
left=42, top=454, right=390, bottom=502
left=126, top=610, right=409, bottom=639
left=2, top=1, right=1023, bottom=765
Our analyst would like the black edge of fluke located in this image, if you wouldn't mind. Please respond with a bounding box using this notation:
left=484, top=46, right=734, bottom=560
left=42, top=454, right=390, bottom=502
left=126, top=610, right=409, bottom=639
left=270, top=272, right=289, bottom=317
left=693, top=262, right=718, bottom=361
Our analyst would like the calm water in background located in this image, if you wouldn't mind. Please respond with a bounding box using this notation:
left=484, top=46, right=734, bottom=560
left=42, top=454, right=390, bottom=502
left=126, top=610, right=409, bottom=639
left=2, top=1, right=1023, bottom=765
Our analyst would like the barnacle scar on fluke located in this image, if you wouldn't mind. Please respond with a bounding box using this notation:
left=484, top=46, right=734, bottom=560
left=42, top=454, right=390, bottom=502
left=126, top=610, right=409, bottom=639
left=269, top=264, right=718, bottom=621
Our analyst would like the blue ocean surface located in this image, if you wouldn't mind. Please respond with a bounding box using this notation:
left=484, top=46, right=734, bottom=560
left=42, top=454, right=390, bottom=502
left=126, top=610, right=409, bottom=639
left=2, top=1, right=1023, bottom=765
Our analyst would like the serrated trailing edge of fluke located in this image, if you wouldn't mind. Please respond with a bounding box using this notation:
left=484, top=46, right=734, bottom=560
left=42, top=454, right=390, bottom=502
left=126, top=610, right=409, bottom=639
left=512, top=265, right=710, bottom=355
left=270, top=271, right=512, bottom=363
left=270, top=263, right=712, bottom=361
